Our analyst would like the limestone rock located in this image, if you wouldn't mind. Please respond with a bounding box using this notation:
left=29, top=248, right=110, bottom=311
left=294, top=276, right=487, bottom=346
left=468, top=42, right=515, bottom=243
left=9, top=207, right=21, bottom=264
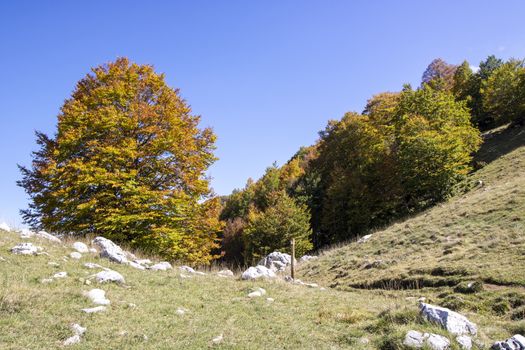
left=70, top=252, right=82, bottom=260
left=403, top=330, right=450, bottom=350
left=491, top=334, right=525, bottom=350
left=53, top=271, right=67, bottom=278
left=92, top=236, right=130, bottom=264
left=94, top=270, right=125, bottom=284
left=179, top=265, right=196, bottom=273
left=241, top=265, right=276, bottom=280
left=89, top=248, right=97, bottom=253
left=258, top=251, right=293, bottom=272
left=176, top=307, right=188, bottom=315
left=420, top=303, right=477, bottom=335
left=248, top=287, right=266, bottom=298
left=72, top=242, right=89, bottom=253
left=150, top=262, right=172, bottom=271
left=456, top=335, right=472, bottom=350
left=84, top=289, right=110, bottom=305
left=212, top=334, right=223, bottom=344
left=83, top=262, right=105, bottom=269
left=299, top=255, right=318, bottom=263
left=128, top=261, right=146, bottom=270
left=35, top=231, right=61, bottom=243
left=41, top=278, right=54, bottom=284
left=63, top=323, right=86, bottom=346
left=217, top=269, right=234, bottom=277
left=81, top=306, right=107, bottom=314
left=11, top=242, right=41, bottom=255
left=19, top=229, right=35, bottom=238
left=357, top=234, right=373, bottom=243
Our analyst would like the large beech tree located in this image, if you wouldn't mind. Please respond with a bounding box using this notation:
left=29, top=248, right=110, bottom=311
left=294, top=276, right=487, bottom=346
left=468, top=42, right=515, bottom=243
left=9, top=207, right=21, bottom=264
left=19, top=58, right=221, bottom=264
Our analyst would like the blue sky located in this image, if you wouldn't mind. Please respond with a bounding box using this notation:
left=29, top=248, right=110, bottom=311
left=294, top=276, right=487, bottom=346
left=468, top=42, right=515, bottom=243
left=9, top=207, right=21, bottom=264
left=1, top=1, right=524, bottom=227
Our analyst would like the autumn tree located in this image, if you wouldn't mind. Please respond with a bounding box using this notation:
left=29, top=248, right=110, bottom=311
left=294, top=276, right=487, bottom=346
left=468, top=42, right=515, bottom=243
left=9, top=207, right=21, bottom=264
left=421, top=58, right=457, bottom=91
left=18, top=58, right=221, bottom=264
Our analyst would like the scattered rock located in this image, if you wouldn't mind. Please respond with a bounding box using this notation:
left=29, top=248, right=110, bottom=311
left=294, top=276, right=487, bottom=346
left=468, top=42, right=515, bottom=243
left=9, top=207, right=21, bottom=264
left=72, top=242, right=89, bottom=253
left=53, top=271, right=67, bottom=278
left=92, top=236, right=130, bottom=264
left=41, top=278, right=54, bottom=284
left=180, top=273, right=191, bottom=279
left=70, top=252, right=82, bottom=260
left=258, top=251, right=293, bottom=272
left=420, top=303, right=477, bottom=335
left=84, top=289, right=110, bottom=305
left=127, top=303, right=137, bottom=309
left=248, top=287, right=266, bottom=298
left=134, top=259, right=152, bottom=266
left=83, top=262, right=105, bottom=269
left=128, top=261, right=146, bottom=270
left=180, top=265, right=195, bottom=273
left=357, top=234, right=372, bottom=243
left=290, top=279, right=319, bottom=288
left=456, top=335, right=472, bottom=350
left=35, top=231, right=61, bottom=243
left=217, top=269, right=234, bottom=277
left=176, top=307, right=188, bottom=315
left=491, top=334, right=525, bottom=350
left=454, top=281, right=483, bottom=294
left=150, top=262, right=172, bottom=271
left=63, top=323, right=86, bottom=346
left=81, top=306, right=107, bottom=314
left=403, top=330, right=450, bottom=350
left=19, top=229, right=34, bottom=238
left=266, top=297, right=274, bottom=302
left=212, top=334, right=223, bottom=344
left=0, top=222, right=11, bottom=231
left=47, top=261, right=60, bottom=267
left=94, top=270, right=125, bottom=284
left=89, top=248, right=97, bottom=253
left=299, top=255, right=318, bottom=263
left=11, top=242, right=41, bottom=255
left=241, top=265, right=276, bottom=280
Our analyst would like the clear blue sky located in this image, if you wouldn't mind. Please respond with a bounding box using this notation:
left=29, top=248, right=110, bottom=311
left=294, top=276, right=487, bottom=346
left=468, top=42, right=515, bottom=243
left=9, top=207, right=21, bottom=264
left=1, top=1, right=524, bottom=227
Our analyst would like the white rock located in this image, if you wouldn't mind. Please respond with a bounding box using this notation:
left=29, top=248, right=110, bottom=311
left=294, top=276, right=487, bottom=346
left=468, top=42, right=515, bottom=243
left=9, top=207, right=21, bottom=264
left=299, top=255, right=318, bottom=262
left=129, top=261, right=146, bottom=270
left=292, top=279, right=318, bottom=288
left=63, top=323, right=86, bottom=346
left=176, top=307, right=187, bottom=315
left=89, top=248, right=97, bottom=253
left=84, top=289, right=110, bottom=305
left=70, top=252, right=82, bottom=260
left=48, top=261, right=60, bottom=267
left=357, top=234, right=372, bottom=243
left=150, top=262, right=172, bottom=271
left=491, top=334, right=525, bottom=350
left=92, top=236, right=130, bottom=264
left=241, top=265, right=276, bottom=280
left=179, top=265, right=196, bottom=273
left=180, top=273, right=192, bottom=279
left=456, top=335, right=472, bottom=350
left=258, top=251, right=293, bottom=272
left=35, top=231, right=61, bottom=243
left=72, top=323, right=86, bottom=336
left=19, top=229, right=35, bottom=238
left=83, top=262, right=104, bottom=269
left=420, top=303, right=477, bottom=335
left=134, top=259, right=152, bottom=266
left=41, top=278, right=54, bottom=284
left=63, top=335, right=81, bottom=346
left=0, top=222, right=11, bottom=231
left=81, top=306, right=107, bottom=314
left=72, top=242, right=89, bottom=253
left=11, top=242, right=40, bottom=255
left=266, top=297, right=274, bottom=302
left=248, top=287, right=266, bottom=298
left=53, top=271, right=67, bottom=278
left=217, top=269, right=234, bottom=277
left=212, top=334, right=223, bottom=344
left=403, top=331, right=450, bottom=350
left=94, top=270, right=125, bottom=284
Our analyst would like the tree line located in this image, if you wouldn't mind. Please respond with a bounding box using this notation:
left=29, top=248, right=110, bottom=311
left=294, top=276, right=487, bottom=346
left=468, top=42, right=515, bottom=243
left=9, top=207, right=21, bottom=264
left=18, top=56, right=525, bottom=265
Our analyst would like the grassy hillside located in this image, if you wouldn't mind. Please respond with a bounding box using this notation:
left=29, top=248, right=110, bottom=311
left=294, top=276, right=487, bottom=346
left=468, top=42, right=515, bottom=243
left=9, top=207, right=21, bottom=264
left=1, top=125, right=524, bottom=349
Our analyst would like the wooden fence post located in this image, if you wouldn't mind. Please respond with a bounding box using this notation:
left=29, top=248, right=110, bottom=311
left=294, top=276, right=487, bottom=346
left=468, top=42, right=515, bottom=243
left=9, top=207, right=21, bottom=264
left=291, top=238, right=296, bottom=280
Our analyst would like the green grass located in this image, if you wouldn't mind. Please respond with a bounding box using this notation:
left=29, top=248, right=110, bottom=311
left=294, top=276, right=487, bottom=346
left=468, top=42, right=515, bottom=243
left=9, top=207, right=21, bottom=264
left=1, top=125, right=524, bottom=349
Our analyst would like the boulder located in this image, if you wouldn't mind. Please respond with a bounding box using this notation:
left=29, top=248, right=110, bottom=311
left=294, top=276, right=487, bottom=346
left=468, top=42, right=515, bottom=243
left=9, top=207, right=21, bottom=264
left=35, top=231, right=61, bottom=243
left=128, top=261, right=146, bottom=270
left=11, top=242, right=41, bottom=255
left=456, top=335, right=472, bottom=350
left=0, top=222, right=10, bottom=231
left=92, top=237, right=130, bottom=264
left=150, top=262, right=172, bottom=271
left=134, top=259, right=152, bottom=266
left=241, top=265, right=276, bottom=280
left=258, top=251, right=293, bottom=272
left=247, top=287, right=266, bottom=298
left=84, top=289, right=110, bottom=305
left=81, top=306, right=107, bottom=314
left=299, top=255, right=318, bottom=263
left=491, top=334, right=525, bottom=350
left=72, top=242, right=89, bottom=253
left=217, top=269, right=234, bottom=277
left=420, top=303, right=477, bottom=335
left=179, top=265, right=196, bottom=273
left=403, top=330, right=450, bottom=350
left=19, top=229, right=35, bottom=238
left=53, top=271, right=67, bottom=278
left=357, top=234, right=372, bottom=243
left=94, top=270, right=125, bottom=284
left=70, top=252, right=82, bottom=260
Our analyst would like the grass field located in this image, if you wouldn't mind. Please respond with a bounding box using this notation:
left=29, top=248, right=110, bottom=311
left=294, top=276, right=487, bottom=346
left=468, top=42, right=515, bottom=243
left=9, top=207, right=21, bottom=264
left=1, top=125, right=524, bottom=349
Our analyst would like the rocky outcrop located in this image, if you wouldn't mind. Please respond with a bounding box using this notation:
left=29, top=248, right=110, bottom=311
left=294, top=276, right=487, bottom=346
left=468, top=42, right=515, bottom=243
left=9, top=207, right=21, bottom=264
left=258, top=252, right=294, bottom=272
left=93, top=270, right=125, bottom=284
left=150, top=262, right=172, bottom=271
left=35, top=231, right=61, bottom=243
left=491, top=334, right=525, bottom=350
left=11, top=242, right=41, bottom=255
left=92, top=237, right=131, bottom=264
left=403, top=330, right=450, bottom=350
left=241, top=265, right=276, bottom=280
left=420, top=303, right=477, bottom=335
left=72, top=242, right=89, bottom=253
left=456, top=335, right=472, bottom=350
